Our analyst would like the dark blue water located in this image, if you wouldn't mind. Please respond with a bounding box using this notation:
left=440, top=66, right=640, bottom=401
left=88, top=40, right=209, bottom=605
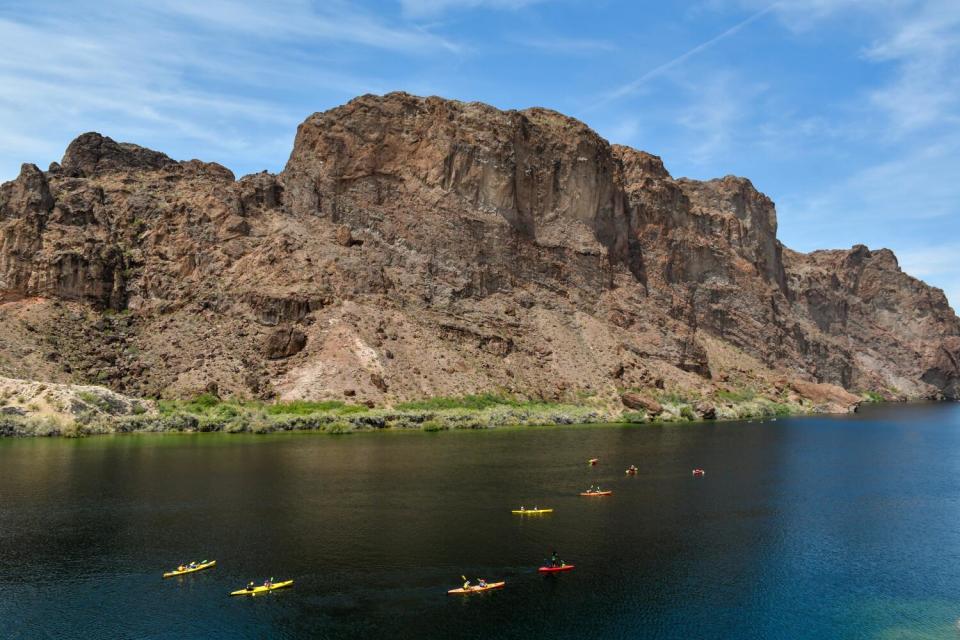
left=2, top=403, right=960, bottom=639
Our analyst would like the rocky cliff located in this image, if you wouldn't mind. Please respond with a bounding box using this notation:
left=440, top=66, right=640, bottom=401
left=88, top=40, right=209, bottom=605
left=0, top=92, right=956, bottom=411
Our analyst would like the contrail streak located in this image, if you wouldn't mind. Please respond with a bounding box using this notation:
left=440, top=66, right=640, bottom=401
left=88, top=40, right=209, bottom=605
left=585, top=2, right=780, bottom=112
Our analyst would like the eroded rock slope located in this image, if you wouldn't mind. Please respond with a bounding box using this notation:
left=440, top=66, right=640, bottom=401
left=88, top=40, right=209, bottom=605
left=1, top=93, right=956, bottom=408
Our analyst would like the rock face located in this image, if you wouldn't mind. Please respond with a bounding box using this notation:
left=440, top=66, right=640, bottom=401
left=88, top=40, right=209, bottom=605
left=0, top=375, right=151, bottom=426
left=0, top=93, right=957, bottom=407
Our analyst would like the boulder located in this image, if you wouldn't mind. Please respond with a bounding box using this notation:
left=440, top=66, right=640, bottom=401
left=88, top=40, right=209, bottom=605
left=621, top=392, right=662, bottom=415
left=695, top=401, right=717, bottom=420
left=789, top=380, right=861, bottom=413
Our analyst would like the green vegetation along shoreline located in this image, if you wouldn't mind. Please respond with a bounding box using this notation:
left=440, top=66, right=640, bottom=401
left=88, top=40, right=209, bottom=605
left=0, top=390, right=863, bottom=438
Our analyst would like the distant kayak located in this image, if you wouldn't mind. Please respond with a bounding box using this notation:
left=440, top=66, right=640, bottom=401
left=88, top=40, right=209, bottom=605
left=580, top=490, right=613, bottom=497
left=448, top=581, right=505, bottom=595
left=512, top=508, right=553, bottom=515
left=229, top=580, right=293, bottom=596
left=163, top=560, right=216, bottom=578
left=588, top=458, right=599, bottom=465
left=538, top=564, right=575, bottom=573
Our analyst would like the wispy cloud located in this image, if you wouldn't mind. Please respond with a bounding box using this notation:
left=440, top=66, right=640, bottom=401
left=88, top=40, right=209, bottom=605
left=781, top=132, right=960, bottom=227
left=600, top=118, right=642, bottom=145
left=510, top=35, right=617, bottom=54
left=399, top=0, right=545, bottom=19
left=713, top=0, right=912, bottom=31
left=676, top=73, right=768, bottom=165
left=863, top=1, right=960, bottom=136
left=897, top=243, right=960, bottom=311
left=148, top=0, right=461, bottom=53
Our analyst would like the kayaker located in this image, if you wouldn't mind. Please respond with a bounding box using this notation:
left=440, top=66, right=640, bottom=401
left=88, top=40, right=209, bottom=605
left=188, top=561, right=197, bottom=569
left=462, top=578, right=471, bottom=590
left=264, top=577, right=274, bottom=588
left=178, top=564, right=186, bottom=572
left=550, top=550, right=561, bottom=567
left=246, top=581, right=255, bottom=591
left=478, top=578, right=487, bottom=588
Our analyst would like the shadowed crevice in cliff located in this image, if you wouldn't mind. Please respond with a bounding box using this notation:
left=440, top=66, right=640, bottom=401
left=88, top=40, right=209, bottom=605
left=0, top=92, right=956, bottom=405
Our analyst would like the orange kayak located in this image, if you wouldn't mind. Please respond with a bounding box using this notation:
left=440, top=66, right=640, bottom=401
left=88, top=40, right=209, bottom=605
left=448, top=581, right=505, bottom=595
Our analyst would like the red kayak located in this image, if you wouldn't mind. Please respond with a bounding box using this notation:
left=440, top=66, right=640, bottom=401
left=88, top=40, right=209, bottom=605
left=538, top=564, right=575, bottom=573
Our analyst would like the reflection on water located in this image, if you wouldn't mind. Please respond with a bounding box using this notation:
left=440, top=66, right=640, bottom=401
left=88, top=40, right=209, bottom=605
left=1, top=403, right=959, bottom=639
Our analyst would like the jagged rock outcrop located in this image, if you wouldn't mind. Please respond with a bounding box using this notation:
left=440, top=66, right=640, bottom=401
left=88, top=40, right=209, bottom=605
left=60, top=132, right=179, bottom=178
left=0, top=93, right=956, bottom=408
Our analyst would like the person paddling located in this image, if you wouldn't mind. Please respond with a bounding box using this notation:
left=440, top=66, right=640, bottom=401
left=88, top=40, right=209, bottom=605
left=246, top=581, right=255, bottom=591
left=550, top=550, right=562, bottom=567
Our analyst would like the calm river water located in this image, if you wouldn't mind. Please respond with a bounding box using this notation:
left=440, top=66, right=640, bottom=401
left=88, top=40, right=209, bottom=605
left=2, top=402, right=960, bottom=639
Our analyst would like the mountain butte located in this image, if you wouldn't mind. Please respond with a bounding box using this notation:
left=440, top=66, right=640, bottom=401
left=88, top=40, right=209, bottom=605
left=1, top=92, right=958, bottom=413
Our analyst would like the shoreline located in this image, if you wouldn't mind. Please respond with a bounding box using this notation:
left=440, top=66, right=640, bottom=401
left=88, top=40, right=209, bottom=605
left=0, top=392, right=868, bottom=438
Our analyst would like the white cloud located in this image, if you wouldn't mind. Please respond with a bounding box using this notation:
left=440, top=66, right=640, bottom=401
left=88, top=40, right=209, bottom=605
left=399, top=0, right=544, bottom=19
left=511, top=35, right=617, bottom=53
left=719, top=0, right=914, bottom=31
left=148, top=0, right=460, bottom=52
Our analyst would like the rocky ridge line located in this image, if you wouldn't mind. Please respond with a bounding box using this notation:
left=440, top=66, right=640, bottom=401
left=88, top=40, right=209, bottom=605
left=0, top=92, right=956, bottom=418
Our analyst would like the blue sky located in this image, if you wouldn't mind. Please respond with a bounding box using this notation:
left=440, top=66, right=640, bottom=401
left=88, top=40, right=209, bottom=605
left=2, top=0, right=957, bottom=307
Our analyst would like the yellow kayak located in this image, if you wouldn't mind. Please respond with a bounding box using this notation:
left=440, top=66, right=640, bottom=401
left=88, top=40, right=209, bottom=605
left=511, top=508, right=553, bottom=515
left=230, top=580, right=294, bottom=596
left=448, top=581, right=505, bottom=594
left=162, top=560, right=216, bottom=578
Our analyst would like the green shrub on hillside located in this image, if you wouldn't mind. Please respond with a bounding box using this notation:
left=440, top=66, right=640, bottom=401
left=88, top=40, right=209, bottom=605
left=263, top=400, right=346, bottom=415
left=395, top=393, right=525, bottom=411
left=715, top=388, right=756, bottom=402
